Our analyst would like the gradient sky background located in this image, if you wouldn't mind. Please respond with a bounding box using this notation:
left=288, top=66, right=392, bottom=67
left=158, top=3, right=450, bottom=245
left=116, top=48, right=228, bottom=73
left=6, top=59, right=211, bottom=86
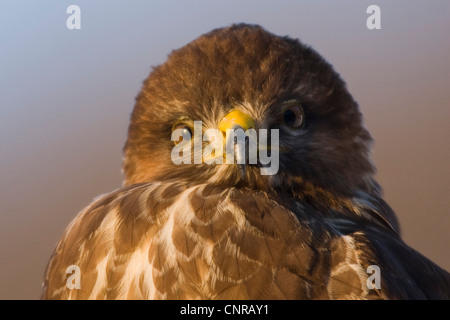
left=0, top=0, right=449, bottom=299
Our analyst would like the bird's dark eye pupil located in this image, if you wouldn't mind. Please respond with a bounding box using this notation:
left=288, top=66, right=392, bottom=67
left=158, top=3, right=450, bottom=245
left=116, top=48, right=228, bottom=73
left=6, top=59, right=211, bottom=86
left=284, top=109, right=296, bottom=126
left=182, top=127, right=192, bottom=140
left=173, top=124, right=193, bottom=145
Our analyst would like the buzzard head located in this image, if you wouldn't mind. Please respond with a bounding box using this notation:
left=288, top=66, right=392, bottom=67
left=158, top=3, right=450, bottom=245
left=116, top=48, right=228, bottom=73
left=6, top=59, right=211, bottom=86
left=123, top=24, right=377, bottom=198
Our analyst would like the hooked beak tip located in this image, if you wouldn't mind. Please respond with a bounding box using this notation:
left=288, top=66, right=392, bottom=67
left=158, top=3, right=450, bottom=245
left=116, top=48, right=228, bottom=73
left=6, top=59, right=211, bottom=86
left=237, top=163, right=246, bottom=178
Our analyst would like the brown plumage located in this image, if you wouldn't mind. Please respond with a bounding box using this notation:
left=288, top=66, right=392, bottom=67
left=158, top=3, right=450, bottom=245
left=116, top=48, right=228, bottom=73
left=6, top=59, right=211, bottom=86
left=42, top=24, right=450, bottom=299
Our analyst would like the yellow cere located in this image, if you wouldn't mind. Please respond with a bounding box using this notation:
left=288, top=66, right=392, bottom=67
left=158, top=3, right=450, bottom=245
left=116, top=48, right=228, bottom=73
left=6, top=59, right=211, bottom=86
left=218, top=110, right=255, bottom=133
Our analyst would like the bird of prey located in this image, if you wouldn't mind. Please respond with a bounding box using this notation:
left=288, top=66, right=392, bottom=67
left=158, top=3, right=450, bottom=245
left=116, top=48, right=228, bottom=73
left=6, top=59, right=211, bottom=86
left=41, top=24, right=450, bottom=299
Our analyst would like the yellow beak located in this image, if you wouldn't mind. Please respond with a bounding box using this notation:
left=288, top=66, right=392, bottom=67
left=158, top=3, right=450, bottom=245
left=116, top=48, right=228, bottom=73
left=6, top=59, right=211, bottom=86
left=218, top=110, right=255, bottom=178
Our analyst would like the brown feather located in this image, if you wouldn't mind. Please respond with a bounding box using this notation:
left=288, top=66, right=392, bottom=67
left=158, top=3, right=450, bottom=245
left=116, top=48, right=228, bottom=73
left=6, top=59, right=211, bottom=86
left=42, top=24, right=450, bottom=300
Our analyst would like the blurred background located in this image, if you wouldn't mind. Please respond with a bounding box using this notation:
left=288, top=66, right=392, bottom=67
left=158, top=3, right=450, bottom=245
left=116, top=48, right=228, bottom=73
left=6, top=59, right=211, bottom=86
left=0, top=0, right=449, bottom=299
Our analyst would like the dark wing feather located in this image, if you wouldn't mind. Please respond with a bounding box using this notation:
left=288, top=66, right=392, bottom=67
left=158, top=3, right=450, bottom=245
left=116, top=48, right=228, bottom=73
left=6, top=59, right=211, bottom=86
left=360, top=229, right=450, bottom=299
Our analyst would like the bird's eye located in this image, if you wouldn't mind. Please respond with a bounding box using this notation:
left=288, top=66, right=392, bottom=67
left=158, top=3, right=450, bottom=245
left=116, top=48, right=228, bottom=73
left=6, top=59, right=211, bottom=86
left=172, top=123, right=193, bottom=145
left=282, top=104, right=304, bottom=128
